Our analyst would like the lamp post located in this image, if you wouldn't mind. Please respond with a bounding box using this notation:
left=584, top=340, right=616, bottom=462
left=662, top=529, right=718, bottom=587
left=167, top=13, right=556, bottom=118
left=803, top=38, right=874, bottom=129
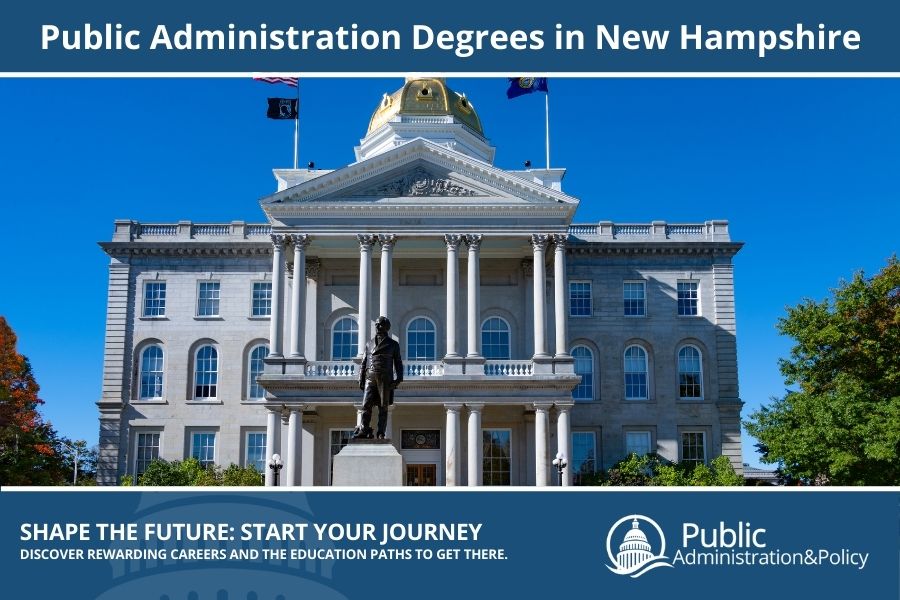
left=269, top=453, right=284, bottom=487
left=60, top=441, right=81, bottom=486
left=551, top=452, right=567, bottom=487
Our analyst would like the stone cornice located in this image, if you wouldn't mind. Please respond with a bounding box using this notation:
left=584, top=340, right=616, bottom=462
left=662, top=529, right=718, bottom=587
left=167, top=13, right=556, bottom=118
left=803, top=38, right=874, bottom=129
left=567, top=241, right=744, bottom=258
left=99, top=242, right=272, bottom=258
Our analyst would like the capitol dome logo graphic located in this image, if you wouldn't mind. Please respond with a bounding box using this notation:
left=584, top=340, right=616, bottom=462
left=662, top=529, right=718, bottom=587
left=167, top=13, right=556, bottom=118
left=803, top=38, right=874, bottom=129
left=606, top=515, right=674, bottom=578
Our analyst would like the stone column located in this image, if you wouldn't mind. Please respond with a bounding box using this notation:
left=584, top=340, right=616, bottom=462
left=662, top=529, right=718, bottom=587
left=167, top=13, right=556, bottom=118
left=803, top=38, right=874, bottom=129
left=301, top=413, right=316, bottom=486
left=531, top=234, right=549, bottom=359
left=465, top=235, right=483, bottom=358
left=304, top=259, right=320, bottom=361
left=355, top=405, right=364, bottom=429
left=286, top=406, right=305, bottom=486
left=445, top=403, right=462, bottom=486
left=552, top=234, right=570, bottom=358
left=357, top=235, right=376, bottom=357
left=378, top=235, right=396, bottom=321
left=467, top=403, right=484, bottom=486
left=534, top=403, right=551, bottom=486
left=268, top=235, right=286, bottom=358
left=444, top=235, right=462, bottom=359
left=289, top=235, right=309, bottom=359
left=556, top=404, right=572, bottom=486
left=264, top=407, right=281, bottom=487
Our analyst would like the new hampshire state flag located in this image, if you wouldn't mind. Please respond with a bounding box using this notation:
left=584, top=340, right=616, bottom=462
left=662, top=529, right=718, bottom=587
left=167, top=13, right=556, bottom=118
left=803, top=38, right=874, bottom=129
left=506, top=77, right=549, bottom=99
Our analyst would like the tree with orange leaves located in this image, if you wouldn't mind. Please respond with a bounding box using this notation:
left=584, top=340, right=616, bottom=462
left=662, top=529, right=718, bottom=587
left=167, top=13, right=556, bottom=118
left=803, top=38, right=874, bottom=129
left=0, top=316, right=67, bottom=485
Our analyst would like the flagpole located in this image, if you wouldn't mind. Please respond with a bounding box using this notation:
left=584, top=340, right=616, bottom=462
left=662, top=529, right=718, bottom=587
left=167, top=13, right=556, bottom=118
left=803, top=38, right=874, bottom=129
left=544, top=91, right=551, bottom=169
left=293, top=81, right=300, bottom=170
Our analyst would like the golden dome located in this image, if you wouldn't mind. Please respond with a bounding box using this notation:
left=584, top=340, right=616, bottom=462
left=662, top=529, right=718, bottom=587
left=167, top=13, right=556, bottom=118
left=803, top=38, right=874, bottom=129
left=367, top=78, right=484, bottom=136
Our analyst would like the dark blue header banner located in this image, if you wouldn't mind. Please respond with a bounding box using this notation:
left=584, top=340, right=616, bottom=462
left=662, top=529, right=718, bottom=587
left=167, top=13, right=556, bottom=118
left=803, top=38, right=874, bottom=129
left=2, top=489, right=897, bottom=599
left=2, top=0, right=898, bottom=73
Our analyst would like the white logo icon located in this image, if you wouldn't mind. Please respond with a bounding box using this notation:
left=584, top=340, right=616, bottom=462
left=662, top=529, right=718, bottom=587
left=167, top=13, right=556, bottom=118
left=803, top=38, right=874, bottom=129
left=606, top=515, right=674, bottom=578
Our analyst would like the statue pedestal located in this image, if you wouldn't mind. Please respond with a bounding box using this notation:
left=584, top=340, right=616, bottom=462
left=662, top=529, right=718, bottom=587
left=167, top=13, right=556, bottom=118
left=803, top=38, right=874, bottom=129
left=332, top=439, right=404, bottom=486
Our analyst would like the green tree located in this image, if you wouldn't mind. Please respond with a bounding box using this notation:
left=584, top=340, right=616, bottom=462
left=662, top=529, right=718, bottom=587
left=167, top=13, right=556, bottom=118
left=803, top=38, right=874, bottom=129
left=0, top=317, right=67, bottom=485
left=745, top=257, right=900, bottom=485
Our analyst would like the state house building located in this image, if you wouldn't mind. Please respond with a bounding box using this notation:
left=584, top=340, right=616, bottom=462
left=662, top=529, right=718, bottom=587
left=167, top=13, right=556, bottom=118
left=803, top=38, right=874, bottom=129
left=96, top=78, right=743, bottom=486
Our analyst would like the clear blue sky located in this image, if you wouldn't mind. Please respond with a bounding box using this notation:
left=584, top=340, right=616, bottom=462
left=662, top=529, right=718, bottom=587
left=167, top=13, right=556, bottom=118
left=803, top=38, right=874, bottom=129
left=1, top=77, right=897, bottom=467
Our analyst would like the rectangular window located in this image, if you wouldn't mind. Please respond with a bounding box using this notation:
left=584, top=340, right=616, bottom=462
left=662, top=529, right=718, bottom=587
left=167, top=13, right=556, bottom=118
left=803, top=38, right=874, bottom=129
left=681, top=431, right=706, bottom=466
left=251, top=282, right=272, bottom=317
left=246, top=432, right=267, bottom=474
left=571, top=432, right=597, bottom=486
left=191, top=432, right=216, bottom=467
left=625, top=431, right=652, bottom=457
left=197, top=281, right=221, bottom=317
left=623, top=281, right=646, bottom=316
left=330, top=429, right=355, bottom=484
left=143, top=282, right=166, bottom=317
left=135, top=432, right=160, bottom=477
left=677, top=281, right=699, bottom=316
left=569, top=281, right=592, bottom=317
left=482, top=429, right=511, bottom=486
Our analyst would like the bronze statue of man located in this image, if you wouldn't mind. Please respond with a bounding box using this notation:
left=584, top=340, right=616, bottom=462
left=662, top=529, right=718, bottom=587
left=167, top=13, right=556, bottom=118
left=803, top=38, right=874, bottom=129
left=354, top=316, right=403, bottom=439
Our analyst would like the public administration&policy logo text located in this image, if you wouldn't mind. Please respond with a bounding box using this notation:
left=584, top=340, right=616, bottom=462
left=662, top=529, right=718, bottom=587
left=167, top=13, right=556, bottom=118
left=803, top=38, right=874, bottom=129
left=605, top=514, right=869, bottom=579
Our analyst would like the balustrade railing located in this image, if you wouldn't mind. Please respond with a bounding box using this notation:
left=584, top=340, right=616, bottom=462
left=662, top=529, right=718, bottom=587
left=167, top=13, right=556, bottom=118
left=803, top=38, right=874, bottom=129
left=246, top=224, right=272, bottom=236
left=192, top=224, right=230, bottom=236
left=568, top=220, right=729, bottom=241
left=483, top=360, right=534, bottom=376
left=405, top=362, right=445, bottom=377
left=613, top=224, right=652, bottom=236
left=305, top=361, right=358, bottom=377
left=666, top=224, right=704, bottom=236
left=137, top=224, right=177, bottom=237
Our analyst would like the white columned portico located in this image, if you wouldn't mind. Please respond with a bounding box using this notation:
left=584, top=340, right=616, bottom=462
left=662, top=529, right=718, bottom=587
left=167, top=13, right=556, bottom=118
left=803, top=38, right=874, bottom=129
left=467, top=403, right=484, bottom=486
left=286, top=406, right=305, bottom=486
left=268, top=235, right=286, bottom=358
left=531, top=234, right=550, bottom=359
left=357, top=234, right=376, bottom=357
left=534, top=403, right=551, bottom=486
left=378, top=234, right=396, bottom=321
left=444, top=235, right=462, bottom=359
left=556, top=404, right=572, bottom=486
left=289, top=234, right=309, bottom=359
left=264, top=407, right=281, bottom=487
left=465, top=235, right=482, bottom=358
left=445, top=403, right=462, bottom=486
left=552, top=234, right=569, bottom=358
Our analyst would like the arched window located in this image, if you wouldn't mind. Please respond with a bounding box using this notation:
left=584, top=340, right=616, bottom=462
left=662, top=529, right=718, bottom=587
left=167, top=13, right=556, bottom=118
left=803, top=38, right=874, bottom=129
left=332, top=317, right=359, bottom=361
left=247, top=344, right=269, bottom=400
left=194, top=345, right=218, bottom=399
left=407, top=317, right=436, bottom=361
left=678, top=346, right=703, bottom=399
left=571, top=346, right=594, bottom=400
left=481, top=317, right=510, bottom=360
left=139, top=345, right=164, bottom=400
left=624, top=345, right=648, bottom=400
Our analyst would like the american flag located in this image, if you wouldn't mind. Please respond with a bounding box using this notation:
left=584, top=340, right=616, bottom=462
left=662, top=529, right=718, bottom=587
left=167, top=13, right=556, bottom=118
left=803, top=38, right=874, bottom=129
left=253, top=76, right=298, bottom=87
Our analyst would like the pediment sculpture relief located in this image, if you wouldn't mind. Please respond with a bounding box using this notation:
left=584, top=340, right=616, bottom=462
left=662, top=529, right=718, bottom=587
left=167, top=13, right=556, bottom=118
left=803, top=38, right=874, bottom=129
left=355, top=167, right=479, bottom=197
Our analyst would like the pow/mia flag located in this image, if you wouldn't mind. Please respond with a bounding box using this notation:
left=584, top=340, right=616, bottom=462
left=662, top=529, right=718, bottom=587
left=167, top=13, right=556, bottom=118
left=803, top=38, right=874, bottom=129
left=266, top=98, right=298, bottom=119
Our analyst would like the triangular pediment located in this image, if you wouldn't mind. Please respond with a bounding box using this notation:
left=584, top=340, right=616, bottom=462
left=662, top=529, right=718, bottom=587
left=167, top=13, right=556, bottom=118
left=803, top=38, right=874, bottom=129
left=260, top=138, right=579, bottom=233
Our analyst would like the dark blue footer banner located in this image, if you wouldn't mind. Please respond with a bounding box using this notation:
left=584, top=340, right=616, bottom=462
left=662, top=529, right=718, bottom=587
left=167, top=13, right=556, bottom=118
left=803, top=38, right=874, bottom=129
left=2, top=489, right=896, bottom=599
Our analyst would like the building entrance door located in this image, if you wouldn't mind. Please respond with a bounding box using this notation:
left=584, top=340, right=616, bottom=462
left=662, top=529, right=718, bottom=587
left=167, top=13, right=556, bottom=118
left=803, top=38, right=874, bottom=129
left=406, top=464, right=437, bottom=486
